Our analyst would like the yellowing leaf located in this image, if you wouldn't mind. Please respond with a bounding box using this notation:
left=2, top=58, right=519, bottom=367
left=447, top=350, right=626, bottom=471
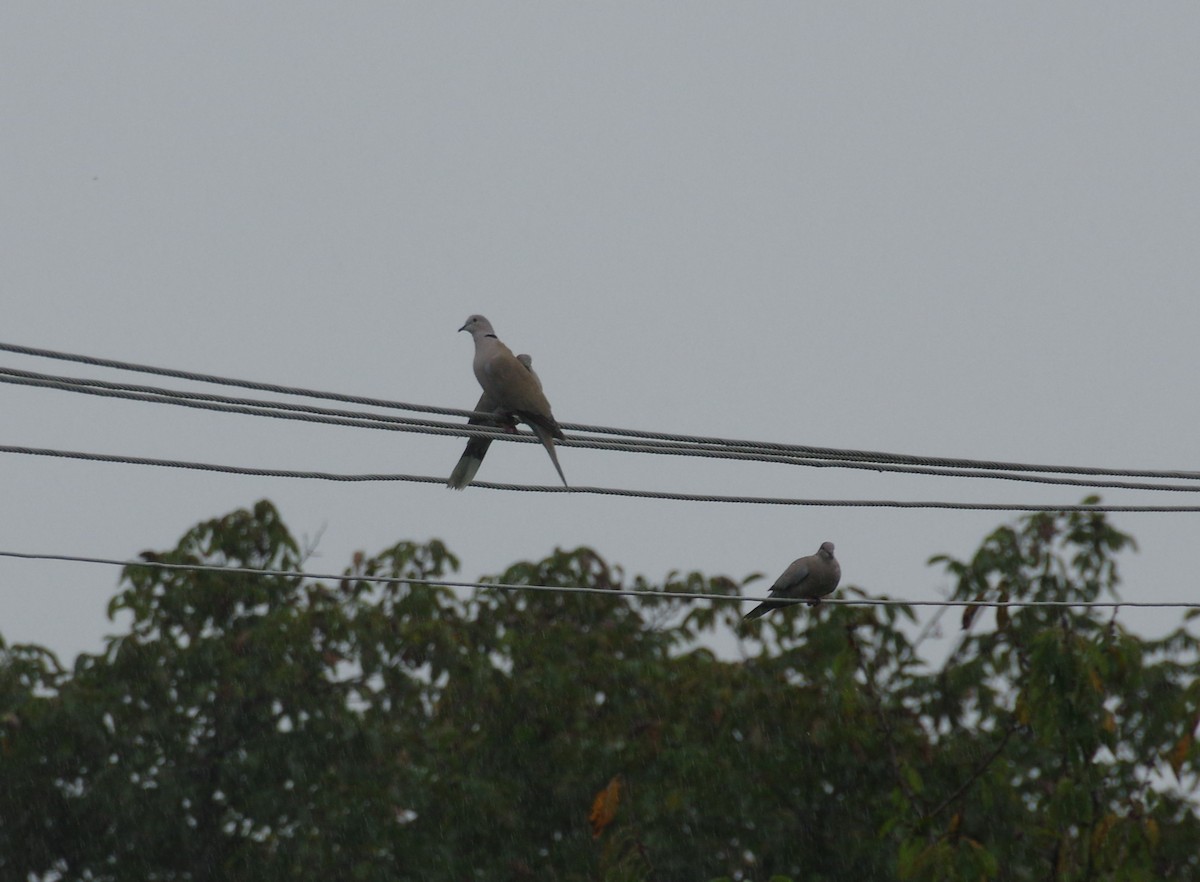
left=1089, top=669, right=1103, bottom=694
left=1167, top=733, right=1193, bottom=778
left=996, top=590, right=1010, bottom=630
left=589, top=775, right=622, bottom=839
left=1144, top=817, right=1160, bottom=848
left=1090, top=812, right=1117, bottom=852
left=1015, top=695, right=1031, bottom=726
left=961, top=604, right=979, bottom=631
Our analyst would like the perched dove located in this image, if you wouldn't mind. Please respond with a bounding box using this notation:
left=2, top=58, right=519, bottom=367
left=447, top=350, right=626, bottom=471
left=743, top=541, right=841, bottom=620
left=457, top=315, right=567, bottom=486
left=447, top=353, right=538, bottom=490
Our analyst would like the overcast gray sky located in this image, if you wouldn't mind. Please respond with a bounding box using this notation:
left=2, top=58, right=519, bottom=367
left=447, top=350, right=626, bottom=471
left=2, top=4, right=1198, bottom=663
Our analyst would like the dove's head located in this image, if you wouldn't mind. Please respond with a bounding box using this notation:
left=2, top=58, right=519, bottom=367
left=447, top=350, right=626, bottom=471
left=818, top=541, right=836, bottom=558
left=458, top=314, right=495, bottom=336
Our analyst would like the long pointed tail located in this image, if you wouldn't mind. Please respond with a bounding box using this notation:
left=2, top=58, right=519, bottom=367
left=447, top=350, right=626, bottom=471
left=743, top=601, right=773, bottom=620
left=446, top=438, right=492, bottom=489
left=743, top=597, right=813, bottom=620
left=530, top=423, right=568, bottom=487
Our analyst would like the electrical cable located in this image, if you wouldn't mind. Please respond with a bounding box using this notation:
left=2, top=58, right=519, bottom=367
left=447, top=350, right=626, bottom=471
left=3, top=340, right=1199, bottom=482
left=2, top=367, right=1199, bottom=493
left=0, top=549, right=1191, bottom=609
left=3, top=444, right=1199, bottom=512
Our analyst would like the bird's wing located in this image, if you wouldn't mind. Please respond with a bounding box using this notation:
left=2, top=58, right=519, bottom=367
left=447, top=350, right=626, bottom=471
left=770, top=558, right=811, bottom=596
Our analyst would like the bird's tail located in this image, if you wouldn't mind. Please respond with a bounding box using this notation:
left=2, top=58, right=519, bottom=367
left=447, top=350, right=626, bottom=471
left=524, top=411, right=565, bottom=442
left=446, top=439, right=492, bottom=490
left=742, top=601, right=773, bottom=620
left=530, top=423, right=568, bottom=487
left=742, top=598, right=817, bottom=620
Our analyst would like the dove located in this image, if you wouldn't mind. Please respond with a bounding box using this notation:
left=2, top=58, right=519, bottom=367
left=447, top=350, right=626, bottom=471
left=743, top=541, right=841, bottom=620
left=447, top=353, right=538, bottom=489
left=457, top=315, right=567, bottom=486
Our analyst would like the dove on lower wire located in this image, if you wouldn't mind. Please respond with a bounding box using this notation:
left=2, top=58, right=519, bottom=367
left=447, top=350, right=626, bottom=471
left=743, top=541, right=841, bottom=620
left=457, top=315, right=567, bottom=486
left=447, top=353, right=538, bottom=489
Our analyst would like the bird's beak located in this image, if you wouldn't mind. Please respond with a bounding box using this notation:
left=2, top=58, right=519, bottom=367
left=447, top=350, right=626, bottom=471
left=458, top=322, right=468, bottom=333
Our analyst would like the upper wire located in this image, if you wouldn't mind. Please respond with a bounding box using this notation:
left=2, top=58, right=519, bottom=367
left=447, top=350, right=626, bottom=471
left=2, top=363, right=1199, bottom=494
left=3, top=340, right=1199, bottom=483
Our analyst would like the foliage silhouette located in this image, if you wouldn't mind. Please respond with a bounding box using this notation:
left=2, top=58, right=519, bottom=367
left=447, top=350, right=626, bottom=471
left=2, top=500, right=1198, bottom=881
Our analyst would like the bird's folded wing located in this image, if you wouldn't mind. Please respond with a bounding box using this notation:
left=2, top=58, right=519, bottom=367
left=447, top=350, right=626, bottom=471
left=483, top=350, right=556, bottom=419
left=771, top=559, right=810, bottom=594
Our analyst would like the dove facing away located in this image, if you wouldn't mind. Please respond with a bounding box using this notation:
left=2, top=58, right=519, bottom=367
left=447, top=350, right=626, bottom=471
left=743, top=541, right=840, bottom=620
left=447, top=353, right=538, bottom=490
left=458, top=315, right=567, bottom=486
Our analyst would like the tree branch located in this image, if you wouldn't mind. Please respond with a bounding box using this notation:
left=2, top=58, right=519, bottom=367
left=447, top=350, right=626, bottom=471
left=926, top=722, right=1018, bottom=822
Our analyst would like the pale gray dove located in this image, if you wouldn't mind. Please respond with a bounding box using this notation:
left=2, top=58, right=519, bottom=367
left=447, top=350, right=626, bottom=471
left=447, top=353, right=538, bottom=489
left=457, top=315, right=567, bottom=486
left=743, top=541, right=840, bottom=620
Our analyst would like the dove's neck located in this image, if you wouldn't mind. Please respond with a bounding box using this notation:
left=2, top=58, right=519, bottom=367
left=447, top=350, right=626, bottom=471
left=472, top=334, right=503, bottom=363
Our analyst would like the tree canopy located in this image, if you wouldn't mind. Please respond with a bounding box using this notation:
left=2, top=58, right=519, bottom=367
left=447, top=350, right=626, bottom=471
left=2, top=500, right=1198, bottom=881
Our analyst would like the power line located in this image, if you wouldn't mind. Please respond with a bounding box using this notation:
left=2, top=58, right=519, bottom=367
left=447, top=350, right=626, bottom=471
left=0, top=340, right=465, bottom=415
left=0, top=548, right=1191, bottom=609
left=4, top=444, right=1200, bottom=512
left=0, top=368, right=485, bottom=436
left=3, top=340, right=1199, bottom=483
left=0, top=365, right=476, bottom=430
left=3, top=366, right=1200, bottom=494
